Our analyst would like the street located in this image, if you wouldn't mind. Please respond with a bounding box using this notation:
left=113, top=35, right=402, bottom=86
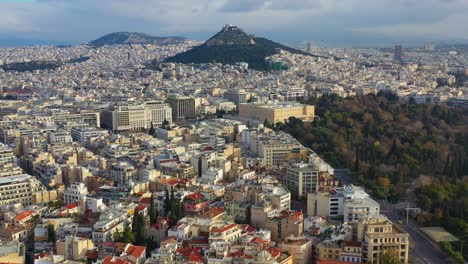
left=379, top=200, right=448, bottom=264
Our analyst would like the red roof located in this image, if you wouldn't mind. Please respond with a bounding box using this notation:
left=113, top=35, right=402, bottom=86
left=188, top=247, right=203, bottom=263
left=135, top=204, right=148, bottom=212
left=126, top=245, right=146, bottom=258
left=268, top=248, right=281, bottom=258
left=250, top=237, right=264, bottom=244
left=139, top=197, right=151, bottom=204
left=210, top=223, right=238, bottom=233
left=342, top=241, right=362, bottom=247
left=203, top=146, right=214, bottom=151
left=65, top=202, right=80, bottom=209
left=14, top=210, right=35, bottom=222
left=185, top=193, right=205, bottom=200
left=280, top=210, right=303, bottom=221
left=102, top=256, right=132, bottom=264
left=175, top=247, right=192, bottom=257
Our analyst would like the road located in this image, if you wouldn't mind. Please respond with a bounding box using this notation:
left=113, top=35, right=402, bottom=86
left=334, top=169, right=448, bottom=263
left=379, top=201, right=448, bottom=264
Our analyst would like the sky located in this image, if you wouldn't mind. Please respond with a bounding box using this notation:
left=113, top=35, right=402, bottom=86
left=0, top=0, right=467, bottom=47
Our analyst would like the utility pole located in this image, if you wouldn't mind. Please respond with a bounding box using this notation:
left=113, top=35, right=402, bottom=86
left=405, top=202, right=421, bottom=224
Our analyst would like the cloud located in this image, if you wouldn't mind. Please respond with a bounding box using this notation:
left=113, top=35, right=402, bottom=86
left=0, top=0, right=467, bottom=45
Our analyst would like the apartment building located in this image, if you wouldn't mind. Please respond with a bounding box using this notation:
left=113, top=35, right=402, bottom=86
left=56, top=236, right=95, bottom=261
left=70, top=126, right=108, bottom=147
left=0, top=143, right=15, bottom=166
left=63, top=183, right=89, bottom=205
left=285, top=162, right=318, bottom=198
left=278, top=235, right=312, bottom=264
left=257, top=134, right=305, bottom=168
left=239, top=101, right=315, bottom=124
left=362, top=216, right=409, bottom=264
left=92, top=204, right=135, bottom=248
left=308, top=185, right=379, bottom=221
left=265, top=210, right=304, bottom=242
left=101, top=101, right=172, bottom=131
left=0, top=174, right=46, bottom=206
left=36, top=112, right=101, bottom=128
left=208, top=223, right=242, bottom=244
left=316, top=240, right=362, bottom=263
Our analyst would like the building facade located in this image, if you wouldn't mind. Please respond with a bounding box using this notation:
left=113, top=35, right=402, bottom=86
left=101, top=101, right=172, bottom=131
left=285, top=163, right=318, bottom=198
left=239, top=101, right=315, bottom=124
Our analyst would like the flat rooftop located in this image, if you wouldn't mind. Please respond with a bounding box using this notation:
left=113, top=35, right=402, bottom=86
left=419, top=227, right=460, bottom=242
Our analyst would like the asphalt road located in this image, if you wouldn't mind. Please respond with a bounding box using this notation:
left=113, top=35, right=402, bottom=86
left=379, top=201, right=448, bottom=264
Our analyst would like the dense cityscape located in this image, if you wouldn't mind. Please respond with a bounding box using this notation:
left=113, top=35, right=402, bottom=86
left=0, top=21, right=467, bottom=264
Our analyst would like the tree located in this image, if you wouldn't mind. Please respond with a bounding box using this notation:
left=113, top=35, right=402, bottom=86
left=164, top=189, right=171, bottom=216
left=47, top=224, right=56, bottom=243
left=149, top=194, right=158, bottom=225
left=161, top=119, right=169, bottom=129
left=148, top=122, right=156, bottom=137
left=263, top=119, right=271, bottom=129
left=132, top=211, right=146, bottom=246
left=379, top=249, right=402, bottom=264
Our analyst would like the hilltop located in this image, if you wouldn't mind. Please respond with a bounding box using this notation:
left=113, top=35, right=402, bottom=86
left=162, top=25, right=310, bottom=70
left=90, top=32, right=186, bottom=47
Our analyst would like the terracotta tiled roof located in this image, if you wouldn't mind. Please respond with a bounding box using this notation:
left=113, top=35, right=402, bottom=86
left=126, top=245, right=146, bottom=258
left=102, top=256, right=133, bottom=264
left=185, top=192, right=205, bottom=200
left=199, top=207, right=225, bottom=218
left=14, top=210, right=35, bottom=222
left=210, top=223, right=238, bottom=233
left=139, top=197, right=151, bottom=204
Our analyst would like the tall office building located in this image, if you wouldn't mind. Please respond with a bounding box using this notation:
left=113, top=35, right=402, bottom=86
left=101, top=101, right=172, bottom=131
left=285, top=163, right=319, bottom=198
left=223, top=89, right=247, bottom=108
left=394, top=45, right=404, bottom=61
left=166, top=96, right=196, bottom=122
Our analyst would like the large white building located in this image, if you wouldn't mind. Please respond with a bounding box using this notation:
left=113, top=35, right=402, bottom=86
left=101, top=101, right=172, bottom=131
left=63, top=183, right=89, bottom=205
left=308, top=185, right=380, bottom=221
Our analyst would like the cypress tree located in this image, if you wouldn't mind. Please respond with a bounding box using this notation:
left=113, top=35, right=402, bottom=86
left=149, top=194, right=158, bottom=225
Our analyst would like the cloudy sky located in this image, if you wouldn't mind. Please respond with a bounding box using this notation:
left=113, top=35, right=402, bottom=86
left=0, top=0, right=467, bottom=47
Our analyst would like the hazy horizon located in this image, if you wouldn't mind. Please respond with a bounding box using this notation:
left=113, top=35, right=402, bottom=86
left=1, top=0, right=467, bottom=48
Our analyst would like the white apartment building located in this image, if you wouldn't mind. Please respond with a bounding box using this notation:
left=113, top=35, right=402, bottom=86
left=70, top=127, right=108, bottom=147
left=308, top=185, right=380, bottom=221
left=63, top=183, right=89, bottom=205
left=101, top=101, right=172, bottom=131
left=208, top=223, right=242, bottom=244
left=92, top=204, right=135, bottom=247
left=344, top=197, right=380, bottom=222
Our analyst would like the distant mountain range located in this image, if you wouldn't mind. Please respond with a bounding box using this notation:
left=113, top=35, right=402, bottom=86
left=89, top=32, right=186, bottom=47
left=162, top=25, right=311, bottom=70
